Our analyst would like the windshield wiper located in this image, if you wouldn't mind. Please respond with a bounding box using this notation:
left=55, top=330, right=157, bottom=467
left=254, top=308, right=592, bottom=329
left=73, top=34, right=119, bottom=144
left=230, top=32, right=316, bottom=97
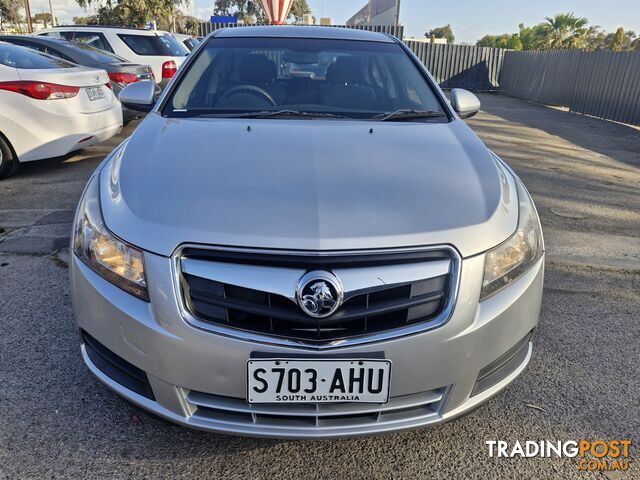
left=193, top=110, right=349, bottom=120
left=372, top=109, right=446, bottom=122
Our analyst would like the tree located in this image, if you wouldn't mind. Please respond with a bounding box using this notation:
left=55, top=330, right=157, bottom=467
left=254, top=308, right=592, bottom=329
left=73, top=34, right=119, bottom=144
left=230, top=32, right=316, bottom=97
left=71, top=6, right=128, bottom=26
left=518, top=22, right=548, bottom=50
left=0, top=0, right=23, bottom=29
left=183, top=15, right=200, bottom=35
left=32, top=12, right=55, bottom=27
left=74, top=0, right=189, bottom=28
left=542, top=12, right=589, bottom=49
left=73, top=15, right=92, bottom=25
left=611, top=27, right=625, bottom=51
left=425, top=24, right=454, bottom=44
left=476, top=33, right=522, bottom=50
left=476, top=35, right=497, bottom=47
left=213, top=0, right=265, bottom=23
left=214, top=0, right=308, bottom=24
left=289, top=0, right=310, bottom=22
left=585, top=26, right=636, bottom=51
left=507, top=33, right=523, bottom=50
left=479, top=16, right=639, bottom=52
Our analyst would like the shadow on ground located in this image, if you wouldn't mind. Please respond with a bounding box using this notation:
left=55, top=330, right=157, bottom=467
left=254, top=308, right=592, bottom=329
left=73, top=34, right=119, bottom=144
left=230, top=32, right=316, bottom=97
left=468, top=94, right=640, bottom=240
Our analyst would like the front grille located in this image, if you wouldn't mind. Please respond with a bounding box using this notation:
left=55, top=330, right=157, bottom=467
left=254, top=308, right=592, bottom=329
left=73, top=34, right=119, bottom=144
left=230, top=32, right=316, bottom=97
left=187, top=387, right=447, bottom=430
left=178, top=247, right=456, bottom=345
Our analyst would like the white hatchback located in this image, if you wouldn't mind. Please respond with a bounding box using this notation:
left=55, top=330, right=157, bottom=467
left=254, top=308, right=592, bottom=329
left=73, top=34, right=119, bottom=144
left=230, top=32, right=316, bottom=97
left=36, top=26, right=188, bottom=88
left=0, top=42, right=122, bottom=178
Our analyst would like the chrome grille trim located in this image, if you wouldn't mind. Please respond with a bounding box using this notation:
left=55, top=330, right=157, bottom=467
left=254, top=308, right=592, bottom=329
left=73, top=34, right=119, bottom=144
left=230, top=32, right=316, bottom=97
left=171, top=244, right=462, bottom=350
left=186, top=388, right=447, bottom=430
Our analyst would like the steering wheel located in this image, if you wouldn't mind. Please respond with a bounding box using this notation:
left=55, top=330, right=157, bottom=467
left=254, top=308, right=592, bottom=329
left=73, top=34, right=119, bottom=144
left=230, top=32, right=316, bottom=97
left=218, top=85, right=276, bottom=107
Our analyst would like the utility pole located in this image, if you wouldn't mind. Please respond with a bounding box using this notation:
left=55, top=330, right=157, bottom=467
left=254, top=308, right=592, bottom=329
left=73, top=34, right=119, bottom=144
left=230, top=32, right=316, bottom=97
left=48, top=0, right=56, bottom=26
left=24, top=0, right=33, bottom=33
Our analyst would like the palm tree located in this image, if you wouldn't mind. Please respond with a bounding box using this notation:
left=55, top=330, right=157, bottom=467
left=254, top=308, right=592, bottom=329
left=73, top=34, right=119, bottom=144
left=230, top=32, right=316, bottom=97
left=543, top=12, right=589, bottom=49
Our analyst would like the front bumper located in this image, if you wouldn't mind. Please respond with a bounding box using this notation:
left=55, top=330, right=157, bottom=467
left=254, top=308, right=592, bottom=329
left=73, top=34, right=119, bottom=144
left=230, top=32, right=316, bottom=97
left=71, top=251, right=544, bottom=439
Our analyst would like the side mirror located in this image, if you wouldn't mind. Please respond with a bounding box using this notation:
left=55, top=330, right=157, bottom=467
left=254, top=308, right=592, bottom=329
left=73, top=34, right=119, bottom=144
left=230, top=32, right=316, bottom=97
left=450, top=88, right=481, bottom=119
left=118, top=80, right=156, bottom=113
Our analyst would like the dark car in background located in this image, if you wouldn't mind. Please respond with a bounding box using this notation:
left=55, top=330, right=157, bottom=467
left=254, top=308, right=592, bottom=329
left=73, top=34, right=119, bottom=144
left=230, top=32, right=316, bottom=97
left=1, top=35, right=156, bottom=121
left=172, top=33, right=201, bottom=51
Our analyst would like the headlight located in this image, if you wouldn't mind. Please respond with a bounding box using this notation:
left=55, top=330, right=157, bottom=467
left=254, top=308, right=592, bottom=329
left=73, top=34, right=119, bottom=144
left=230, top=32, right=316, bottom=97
left=481, top=180, right=544, bottom=300
left=73, top=174, right=149, bottom=301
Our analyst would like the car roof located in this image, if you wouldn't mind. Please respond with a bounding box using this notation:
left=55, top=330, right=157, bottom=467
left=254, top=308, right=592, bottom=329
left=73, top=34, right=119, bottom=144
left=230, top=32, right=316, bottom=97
left=38, top=26, right=172, bottom=36
left=214, top=26, right=396, bottom=43
left=1, top=35, right=66, bottom=45
left=0, top=35, right=128, bottom=61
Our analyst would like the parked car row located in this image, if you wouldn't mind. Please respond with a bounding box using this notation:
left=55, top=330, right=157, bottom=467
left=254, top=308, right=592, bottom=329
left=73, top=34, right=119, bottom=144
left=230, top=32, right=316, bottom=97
left=36, top=26, right=189, bottom=87
left=0, top=42, right=122, bottom=177
left=0, top=25, right=195, bottom=178
left=0, top=35, right=156, bottom=122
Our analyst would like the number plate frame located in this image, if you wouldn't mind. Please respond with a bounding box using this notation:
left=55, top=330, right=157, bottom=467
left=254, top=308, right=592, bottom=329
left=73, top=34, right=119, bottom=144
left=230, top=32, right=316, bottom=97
left=86, top=86, right=105, bottom=101
left=247, top=358, right=392, bottom=404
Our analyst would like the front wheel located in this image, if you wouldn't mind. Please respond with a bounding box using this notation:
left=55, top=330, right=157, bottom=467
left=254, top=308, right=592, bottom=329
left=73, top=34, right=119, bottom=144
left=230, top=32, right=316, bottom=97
left=0, top=136, right=19, bottom=179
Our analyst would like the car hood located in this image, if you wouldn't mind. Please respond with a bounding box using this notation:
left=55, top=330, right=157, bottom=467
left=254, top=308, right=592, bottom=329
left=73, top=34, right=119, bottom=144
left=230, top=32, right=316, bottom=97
left=100, top=114, right=518, bottom=258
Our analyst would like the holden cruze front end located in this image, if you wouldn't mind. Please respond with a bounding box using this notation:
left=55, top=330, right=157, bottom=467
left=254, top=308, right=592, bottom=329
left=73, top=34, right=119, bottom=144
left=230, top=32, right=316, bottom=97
left=70, top=26, right=544, bottom=439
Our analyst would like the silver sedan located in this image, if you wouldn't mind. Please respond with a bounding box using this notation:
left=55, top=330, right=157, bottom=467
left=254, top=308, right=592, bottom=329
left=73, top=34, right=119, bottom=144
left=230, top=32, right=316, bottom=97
left=70, top=26, right=544, bottom=438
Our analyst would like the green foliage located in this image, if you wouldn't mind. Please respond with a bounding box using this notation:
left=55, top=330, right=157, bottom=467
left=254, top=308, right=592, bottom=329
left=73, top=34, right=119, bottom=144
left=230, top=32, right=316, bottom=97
left=476, top=33, right=522, bottom=50
left=32, top=12, right=55, bottom=27
left=425, top=25, right=454, bottom=44
left=507, top=33, right=523, bottom=50
left=290, top=0, right=311, bottom=22
left=517, top=23, right=548, bottom=50
left=0, top=0, right=23, bottom=28
left=213, top=0, right=265, bottom=23
left=611, top=27, right=625, bottom=51
left=213, top=0, right=309, bottom=24
left=542, top=12, right=589, bottom=49
left=478, top=13, right=639, bottom=52
left=73, top=0, right=189, bottom=28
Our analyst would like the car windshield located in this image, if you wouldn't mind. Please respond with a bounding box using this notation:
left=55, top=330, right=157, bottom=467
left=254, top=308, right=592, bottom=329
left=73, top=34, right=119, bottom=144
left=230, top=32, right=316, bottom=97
left=0, top=42, right=74, bottom=69
left=165, top=37, right=447, bottom=120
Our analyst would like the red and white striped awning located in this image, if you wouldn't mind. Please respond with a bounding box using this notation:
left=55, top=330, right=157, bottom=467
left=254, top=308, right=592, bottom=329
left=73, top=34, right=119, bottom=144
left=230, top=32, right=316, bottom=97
left=258, top=0, right=294, bottom=25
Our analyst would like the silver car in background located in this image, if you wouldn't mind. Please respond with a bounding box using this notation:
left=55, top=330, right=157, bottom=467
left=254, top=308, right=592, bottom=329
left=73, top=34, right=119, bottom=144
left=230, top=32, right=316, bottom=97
left=70, top=27, right=544, bottom=438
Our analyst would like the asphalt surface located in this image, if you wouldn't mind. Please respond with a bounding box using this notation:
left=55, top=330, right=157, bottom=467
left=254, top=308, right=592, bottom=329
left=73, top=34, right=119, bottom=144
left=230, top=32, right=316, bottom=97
left=1, top=95, right=639, bottom=479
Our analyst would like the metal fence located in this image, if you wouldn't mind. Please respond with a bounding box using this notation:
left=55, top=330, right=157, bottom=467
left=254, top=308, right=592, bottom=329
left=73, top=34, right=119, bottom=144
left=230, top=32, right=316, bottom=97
left=500, top=49, right=640, bottom=126
left=199, top=22, right=403, bottom=39
left=404, top=42, right=506, bottom=91
left=193, top=23, right=640, bottom=125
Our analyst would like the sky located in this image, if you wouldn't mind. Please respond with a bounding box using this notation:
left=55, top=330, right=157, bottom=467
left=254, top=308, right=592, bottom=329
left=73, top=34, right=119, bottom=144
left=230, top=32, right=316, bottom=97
left=27, top=0, right=640, bottom=43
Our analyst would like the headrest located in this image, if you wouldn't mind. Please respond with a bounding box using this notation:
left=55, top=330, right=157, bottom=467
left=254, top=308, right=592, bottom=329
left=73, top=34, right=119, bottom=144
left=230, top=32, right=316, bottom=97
left=237, top=54, right=277, bottom=84
left=326, top=57, right=365, bottom=85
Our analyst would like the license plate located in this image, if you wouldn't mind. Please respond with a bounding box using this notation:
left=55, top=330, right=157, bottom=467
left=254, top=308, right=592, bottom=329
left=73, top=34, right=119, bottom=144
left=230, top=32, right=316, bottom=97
left=247, top=359, right=391, bottom=404
left=86, top=86, right=105, bottom=101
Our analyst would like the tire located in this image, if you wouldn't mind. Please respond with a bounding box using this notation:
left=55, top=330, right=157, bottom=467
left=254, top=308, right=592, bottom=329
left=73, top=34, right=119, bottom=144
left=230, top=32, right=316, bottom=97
left=0, top=135, right=19, bottom=179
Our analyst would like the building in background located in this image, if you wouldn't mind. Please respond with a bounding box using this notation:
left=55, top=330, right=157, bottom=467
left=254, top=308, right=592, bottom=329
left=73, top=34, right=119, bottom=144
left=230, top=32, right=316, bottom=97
left=346, top=0, right=398, bottom=27
left=319, top=17, right=332, bottom=26
left=302, top=14, right=314, bottom=25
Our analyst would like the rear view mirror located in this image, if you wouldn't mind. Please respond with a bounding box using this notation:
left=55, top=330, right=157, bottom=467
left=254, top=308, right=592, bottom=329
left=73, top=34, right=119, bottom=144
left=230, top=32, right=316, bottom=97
left=450, top=88, right=481, bottom=119
left=118, top=80, right=156, bottom=113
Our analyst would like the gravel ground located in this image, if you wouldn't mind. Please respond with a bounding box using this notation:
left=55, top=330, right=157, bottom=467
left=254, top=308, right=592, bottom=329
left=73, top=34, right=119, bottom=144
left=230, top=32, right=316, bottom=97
left=0, top=96, right=638, bottom=479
